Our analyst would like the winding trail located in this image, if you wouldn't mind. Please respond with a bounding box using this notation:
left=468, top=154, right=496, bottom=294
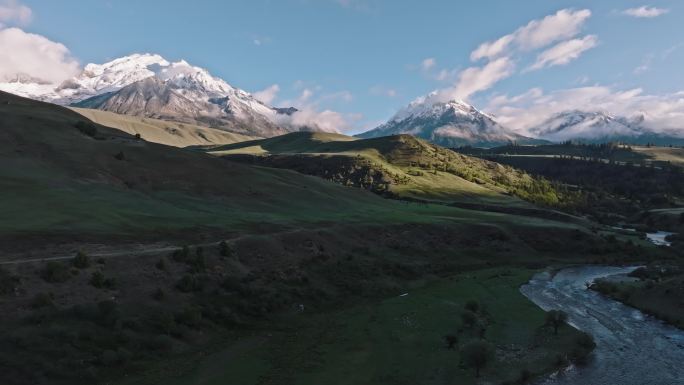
left=521, top=266, right=684, bottom=385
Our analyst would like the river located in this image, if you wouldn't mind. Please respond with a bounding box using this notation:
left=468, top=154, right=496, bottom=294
left=521, top=266, right=684, bottom=385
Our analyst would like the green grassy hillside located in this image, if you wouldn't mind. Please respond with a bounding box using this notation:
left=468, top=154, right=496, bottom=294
left=0, top=91, right=662, bottom=385
left=203, top=132, right=576, bottom=208
left=1, top=92, right=482, bottom=240
left=71, top=107, right=259, bottom=148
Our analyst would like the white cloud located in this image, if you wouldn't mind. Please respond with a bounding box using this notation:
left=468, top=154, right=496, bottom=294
left=369, top=85, right=397, bottom=98
left=277, top=107, right=352, bottom=133
left=471, top=9, right=592, bottom=61
left=0, top=0, right=31, bottom=27
left=276, top=86, right=359, bottom=133
left=421, top=58, right=436, bottom=71
left=633, top=54, right=654, bottom=74
left=433, top=57, right=515, bottom=102
left=253, top=84, right=280, bottom=105
left=251, top=35, right=271, bottom=46
left=416, top=9, right=594, bottom=105
left=0, top=27, right=80, bottom=84
left=529, top=35, right=598, bottom=71
left=623, top=6, right=669, bottom=18
left=486, top=86, right=684, bottom=135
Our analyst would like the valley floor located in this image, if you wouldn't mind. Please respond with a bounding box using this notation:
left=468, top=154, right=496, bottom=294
left=123, top=268, right=587, bottom=385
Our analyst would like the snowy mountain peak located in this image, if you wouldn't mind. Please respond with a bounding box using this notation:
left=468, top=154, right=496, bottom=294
left=392, top=93, right=486, bottom=123
left=359, top=93, right=543, bottom=148
left=530, top=110, right=644, bottom=142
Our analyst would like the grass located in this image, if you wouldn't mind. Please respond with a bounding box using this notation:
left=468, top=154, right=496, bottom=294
left=71, top=108, right=259, bottom=148
left=139, top=268, right=584, bottom=385
left=3, top=92, right=554, bottom=240
left=592, top=263, right=684, bottom=329
left=632, top=146, right=684, bottom=168
left=201, top=132, right=577, bottom=209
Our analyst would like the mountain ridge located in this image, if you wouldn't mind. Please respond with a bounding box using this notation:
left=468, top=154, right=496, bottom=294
left=530, top=110, right=684, bottom=145
left=358, top=95, right=546, bottom=148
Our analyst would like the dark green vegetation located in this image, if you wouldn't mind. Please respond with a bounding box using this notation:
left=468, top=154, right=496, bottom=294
left=1, top=91, right=498, bottom=240
left=0, top=92, right=671, bottom=385
left=592, top=256, right=684, bottom=329
left=120, top=269, right=592, bottom=385
left=458, top=142, right=684, bottom=169
left=457, top=143, right=684, bottom=226
left=0, top=221, right=658, bottom=385
left=202, top=132, right=580, bottom=210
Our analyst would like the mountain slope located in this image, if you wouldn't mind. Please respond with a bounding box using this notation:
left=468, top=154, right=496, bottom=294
left=71, top=58, right=293, bottom=137
left=0, top=90, right=463, bottom=238
left=0, top=53, right=305, bottom=137
left=359, top=96, right=544, bottom=148
left=205, top=131, right=578, bottom=209
left=530, top=110, right=684, bottom=145
left=71, top=107, right=259, bottom=148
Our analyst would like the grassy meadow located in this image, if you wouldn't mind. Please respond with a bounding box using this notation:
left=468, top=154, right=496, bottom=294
left=127, top=269, right=588, bottom=385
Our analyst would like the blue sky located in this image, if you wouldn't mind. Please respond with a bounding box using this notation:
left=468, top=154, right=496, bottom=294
left=3, top=0, right=684, bottom=134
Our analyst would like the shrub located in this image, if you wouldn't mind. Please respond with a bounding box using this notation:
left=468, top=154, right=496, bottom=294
left=545, top=310, right=568, bottom=335
left=460, top=340, right=494, bottom=378
left=90, top=271, right=105, bottom=288
left=42, top=261, right=70, bottom=283
left=444, top=335, right=458, bottom=349
left=172, top=246, right=190, bottom=262
left=72, top=251, right=90, bottom=269
left=0, top=267, right=19, bottom=295
left=91, top=271, right=116, bottom=289
left=464, top=300, right=480, bottom=313
left=461, top=310, right=478, bottom=328
left=219, top=240, right=233, bottom=258
left=176, top=274, right=203, bottom=293
left=31, top=292, right=54, bottom=308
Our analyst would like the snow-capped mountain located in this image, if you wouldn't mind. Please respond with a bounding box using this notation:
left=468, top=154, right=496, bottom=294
left=73, top=58, right=290, bottom=137
left=358, top=95, right=544, bottom=148
left=0, top=53, right=305, bottom=137
left=530, top=110, right=684, bottom=145
left=0, top=54, right=170, bottom=104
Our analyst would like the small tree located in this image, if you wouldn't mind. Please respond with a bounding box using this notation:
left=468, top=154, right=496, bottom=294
left=72, top=251, right=90, bottom=269
left=464, top=300, right=480, bottom=313
left=219, top=240, right=233, bottom=257
left=42, top=261, right=70, bottom=283
left=172, top=246, right=190, bottom=262
left=461, top=310, right=478, bottom=328
left=546, top=310, right=568, bottom=335
left=90, top=271, right=105, bottom=288
left=444, top=335, right=458, bottom=350
left=461, top=340, right=494, bottom=378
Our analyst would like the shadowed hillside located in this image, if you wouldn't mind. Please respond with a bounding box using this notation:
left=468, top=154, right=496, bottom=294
left=1, top=91, right=491, bottom=241
left=202, top=132, right=580, bottom=209
left=71, top=107, right=259, bottom=148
